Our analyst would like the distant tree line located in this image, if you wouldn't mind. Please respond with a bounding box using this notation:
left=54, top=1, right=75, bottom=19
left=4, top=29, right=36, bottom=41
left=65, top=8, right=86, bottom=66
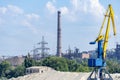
left=41, top=56, right=91, bottom=72
left=0, top=55, right=120, bottom=79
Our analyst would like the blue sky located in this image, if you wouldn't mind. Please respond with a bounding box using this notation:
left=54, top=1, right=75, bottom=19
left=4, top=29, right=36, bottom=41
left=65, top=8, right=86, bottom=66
left=0, top=0, right=120, bottom=56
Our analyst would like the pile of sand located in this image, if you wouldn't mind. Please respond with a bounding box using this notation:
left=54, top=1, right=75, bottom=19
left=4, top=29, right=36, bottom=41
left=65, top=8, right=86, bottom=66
left=9, top=66, right=120, bottom=80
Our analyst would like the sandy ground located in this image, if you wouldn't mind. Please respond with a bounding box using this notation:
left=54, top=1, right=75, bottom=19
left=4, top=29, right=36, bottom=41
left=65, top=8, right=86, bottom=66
left=9, top=66, right=120, bottom=80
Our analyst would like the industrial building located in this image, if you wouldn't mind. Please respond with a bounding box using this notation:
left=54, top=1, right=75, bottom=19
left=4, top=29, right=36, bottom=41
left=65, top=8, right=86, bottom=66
left=115, top=43, right=120, bottom=60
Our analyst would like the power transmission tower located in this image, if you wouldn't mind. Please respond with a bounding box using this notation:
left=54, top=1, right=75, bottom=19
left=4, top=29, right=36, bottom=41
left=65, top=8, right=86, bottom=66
left=37, top=36, right=50, bottom=58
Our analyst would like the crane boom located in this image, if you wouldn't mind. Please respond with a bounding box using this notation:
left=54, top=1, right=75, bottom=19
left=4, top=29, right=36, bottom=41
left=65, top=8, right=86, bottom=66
left=93, top=4, right=116, bottom=60
left=101, top=4, right=116, bottom=59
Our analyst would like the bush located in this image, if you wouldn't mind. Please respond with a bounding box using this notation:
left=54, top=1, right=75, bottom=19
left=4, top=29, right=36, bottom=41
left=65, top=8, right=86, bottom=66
left=42, top=56, right=68, bottom=71
left=41, top=56, right=91, bottom=72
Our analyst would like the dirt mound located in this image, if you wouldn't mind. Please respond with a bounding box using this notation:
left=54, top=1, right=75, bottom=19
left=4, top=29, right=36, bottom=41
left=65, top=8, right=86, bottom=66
left=10, top=66, right=120, bottom=80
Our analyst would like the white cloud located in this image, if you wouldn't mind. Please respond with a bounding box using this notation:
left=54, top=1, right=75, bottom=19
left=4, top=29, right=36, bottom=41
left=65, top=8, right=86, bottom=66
left=46, top=1, right=56, bottom=14
left=46, top=0, right=105, bottom=21
left=0, top=5, right=40, bottom=34
left=22, top=20, right=38, bottom=34
left=0, top=5, right=24, bottom=18
left=0, top=7, right=7, bottom=14
left=88, top=0, right=105, bottom=17
left=7, top=5, right=23, bottom=14
left=70, top=0, right=105, bottom=17
left=70, top=0, right=79, bottom=11
left=60, top=7, right=69, bottom=15
left=25, top=13, right=40, bottom=20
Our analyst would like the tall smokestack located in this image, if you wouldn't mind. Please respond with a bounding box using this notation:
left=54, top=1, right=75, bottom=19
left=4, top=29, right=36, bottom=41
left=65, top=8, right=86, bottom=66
left=56, top=11, right=62, bottom=57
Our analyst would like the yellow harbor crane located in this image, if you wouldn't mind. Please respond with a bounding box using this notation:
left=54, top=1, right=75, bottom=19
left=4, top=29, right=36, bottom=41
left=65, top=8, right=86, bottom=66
left=88, top=4, right=116, bottom=80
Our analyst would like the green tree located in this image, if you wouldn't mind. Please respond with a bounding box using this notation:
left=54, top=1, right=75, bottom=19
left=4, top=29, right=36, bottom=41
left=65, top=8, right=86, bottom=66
left=12, top=65, right=25, bottom=78
left=106, top=59, right=120, bottom=73
left=67, top=60, right=79, bottom=72
left=0, top=61, right=12, bottom=78
left=42, top=56, right=68, bottom=71
left=24, top=53, right=35, bottom=68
